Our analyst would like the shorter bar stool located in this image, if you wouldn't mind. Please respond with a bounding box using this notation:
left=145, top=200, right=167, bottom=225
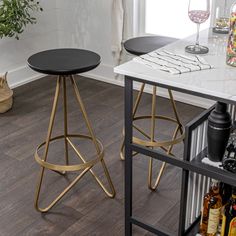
left=120, top=36, right=185, bottom=190
left=28, top=48, right=115, bottom=212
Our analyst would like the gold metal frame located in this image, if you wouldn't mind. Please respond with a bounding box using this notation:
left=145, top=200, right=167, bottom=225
left=34, top=75, right=115, bottom=213
left=120, top=83, right=185, bottom=191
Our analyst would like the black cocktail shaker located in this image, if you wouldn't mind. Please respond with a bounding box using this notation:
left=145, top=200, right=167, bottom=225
left=207, top=102, right=232, bottom=162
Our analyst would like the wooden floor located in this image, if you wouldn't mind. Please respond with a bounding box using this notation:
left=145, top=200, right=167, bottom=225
left=0, top=76, right=203, bottom=236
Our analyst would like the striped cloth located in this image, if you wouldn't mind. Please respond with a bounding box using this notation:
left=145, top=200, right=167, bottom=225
left=133, top=50, right=213, bottom=75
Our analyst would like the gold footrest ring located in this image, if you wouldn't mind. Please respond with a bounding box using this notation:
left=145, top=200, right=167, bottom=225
left=120, top=115, right=185, bottom=160
left=34, top=134, right=115, bottom=213
left=132, top=115, right=185, bottom=148
left=35, top=134, right=104, bottom=172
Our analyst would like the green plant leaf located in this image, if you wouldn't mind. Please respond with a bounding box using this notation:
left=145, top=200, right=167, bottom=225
left=0, top=0, right=43, bottom=39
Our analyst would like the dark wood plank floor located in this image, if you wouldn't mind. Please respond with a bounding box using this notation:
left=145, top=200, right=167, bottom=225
left=0, top=76, right=203, bottom=236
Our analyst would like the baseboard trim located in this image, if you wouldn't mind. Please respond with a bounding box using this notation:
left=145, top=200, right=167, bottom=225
left=9, top=63, right=214, bottom=109
left=7, top=65, right=44, bottom=89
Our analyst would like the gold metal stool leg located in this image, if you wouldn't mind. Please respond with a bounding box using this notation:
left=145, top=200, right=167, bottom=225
left=148, top=86, right=158, bottom=190
left=148, top=125, right=181, bottom=191
left=34, top=75, right=115, bottom=213
left=63, top=77, right=69, bottom=166
left=35, top=76, right=62, bottom=212
left=148, top=88, right=184, bottom=191
left=70, top=75, right=116, bottom=198
left=168, top=89, right=184, bottom=135
left=120, top=83, right=145, bottom=160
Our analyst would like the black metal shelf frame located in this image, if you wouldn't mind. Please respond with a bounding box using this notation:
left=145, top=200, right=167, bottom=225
left=124, top=76, right=236, bottom=236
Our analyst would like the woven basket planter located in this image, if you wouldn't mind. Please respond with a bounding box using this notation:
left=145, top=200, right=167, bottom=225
left=0, top=72, right=13, bottom=113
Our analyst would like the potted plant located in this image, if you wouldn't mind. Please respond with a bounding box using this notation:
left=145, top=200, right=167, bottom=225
left=0, top=0, right=43, bottom=39
left=0, top=0, right=42, bottom=113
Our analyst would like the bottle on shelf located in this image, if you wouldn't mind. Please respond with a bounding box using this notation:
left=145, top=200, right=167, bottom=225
left=207, top=102, right=231, bottom=162
left=219, top=183, right=232, bottom=232
left=220, top=183, right=233, bottom=207
left=222, top=133, right=236, bottom=173
left=221, top=186, right=236, bottom=236
left=200, top=179, right=222, bottom=236
left=207, top=191, right=222, bottom=235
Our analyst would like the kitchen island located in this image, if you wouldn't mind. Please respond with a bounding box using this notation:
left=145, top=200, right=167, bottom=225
left=114, top=29, right=236, bottom=236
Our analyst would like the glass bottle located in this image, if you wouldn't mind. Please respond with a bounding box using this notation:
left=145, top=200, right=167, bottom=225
left=207, top=193, right=222, bottom=235
left=226, top=2, right=236, bottom=66
left=219, top=183, right=232, bottom=232
left=221, top=187, right=236, bottom=236
left=200, top=179, right=222, bottom=235
left=220, top=183, right=233, bottom=206
left=213, top=0, right=230, bottom=34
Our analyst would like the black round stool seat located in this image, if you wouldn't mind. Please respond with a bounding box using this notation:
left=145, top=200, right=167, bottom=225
left=124, top=36, right=178, bottom=56
left=27, top=48, right=101, bottom=75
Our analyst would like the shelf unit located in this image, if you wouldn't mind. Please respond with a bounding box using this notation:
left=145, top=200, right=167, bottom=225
left=124, top=76, right=236, bottom=236
left=179, top=103, right=236, bottom=236
left=191, top=148, right=236, bottom=186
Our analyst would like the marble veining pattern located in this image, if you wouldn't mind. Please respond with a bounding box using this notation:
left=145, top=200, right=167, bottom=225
left=114, top=29, right=236, bottom=103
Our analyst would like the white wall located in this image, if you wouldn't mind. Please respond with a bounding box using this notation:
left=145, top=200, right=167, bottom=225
left=0, top=0, right=58, bottom=88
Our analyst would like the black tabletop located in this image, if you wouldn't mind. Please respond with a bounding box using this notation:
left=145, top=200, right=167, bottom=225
left=124, top=36, right=178, bottom=56
left=27, top=48, right=101, bottom=75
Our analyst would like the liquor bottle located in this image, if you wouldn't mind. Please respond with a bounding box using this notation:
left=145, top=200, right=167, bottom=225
left=221, top=187, right=236, bottom=236
left=219, top=183, right=232, bottom=232
left=200, top=179, right=222, bottom=235
left=220, top=183, right=233, bottom=206
left=206, top=193, right=222, bottom=235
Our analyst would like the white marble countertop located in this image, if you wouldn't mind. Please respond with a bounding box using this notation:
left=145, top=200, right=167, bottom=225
left=114, top=29, right=236, bottom=103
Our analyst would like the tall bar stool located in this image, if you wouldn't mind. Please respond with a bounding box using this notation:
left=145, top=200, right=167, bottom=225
left=120, top=36, right=185, bottom=190
left=28, top=48, right=115, bottom=212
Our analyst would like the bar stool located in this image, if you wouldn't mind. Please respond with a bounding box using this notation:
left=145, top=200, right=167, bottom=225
left=120, top=36, right=185, bottom=190
left=28, top=48, right=115, bottom=213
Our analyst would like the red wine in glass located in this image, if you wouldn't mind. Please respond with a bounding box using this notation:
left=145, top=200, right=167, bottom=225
left=188, top=10, right=210, bottom=24
left=185, top=0, right=210, bottom=54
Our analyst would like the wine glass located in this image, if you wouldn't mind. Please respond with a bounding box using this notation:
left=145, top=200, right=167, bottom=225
left=185, top=0, right=210, bottom=54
